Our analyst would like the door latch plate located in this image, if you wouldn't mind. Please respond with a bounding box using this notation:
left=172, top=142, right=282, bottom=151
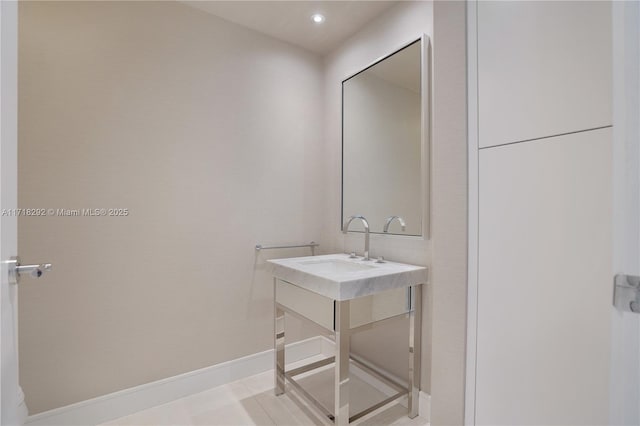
left=614, top=274, right=640, bottom=313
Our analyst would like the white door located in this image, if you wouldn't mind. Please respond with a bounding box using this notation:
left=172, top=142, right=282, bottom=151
left=1, top=1, right=21, bottom=424
left=1, top=2, right=51, bottom=424
left=611, top=1, right=640, bottom=423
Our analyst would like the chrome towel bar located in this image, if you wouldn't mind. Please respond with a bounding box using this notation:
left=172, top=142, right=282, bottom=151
left=255, top=241, right=318, bottom=256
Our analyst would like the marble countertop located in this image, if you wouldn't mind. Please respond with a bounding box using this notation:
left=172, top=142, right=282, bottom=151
left=268, top=253, right=427, bottom=300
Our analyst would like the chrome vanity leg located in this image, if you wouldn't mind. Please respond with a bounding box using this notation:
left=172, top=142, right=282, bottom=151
left=275, top=279, right=285, bottom=396
left=408, top=285, right=422, bottom=418
left=334, top=300, right=350, bottom=425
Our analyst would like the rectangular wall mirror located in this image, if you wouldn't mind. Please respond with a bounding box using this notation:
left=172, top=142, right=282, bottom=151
left=342, top=36, right=429, bottom=237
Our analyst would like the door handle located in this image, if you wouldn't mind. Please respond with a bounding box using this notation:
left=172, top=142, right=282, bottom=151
left=614, top=274, right=640, bottom=313
left=8, top=256, right=52, bottom=285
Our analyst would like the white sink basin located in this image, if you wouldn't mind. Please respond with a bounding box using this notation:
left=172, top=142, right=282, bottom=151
left=268, top=253, right=427, bottom=300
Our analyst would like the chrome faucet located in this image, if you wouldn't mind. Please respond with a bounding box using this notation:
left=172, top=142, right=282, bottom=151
left=343, top=215, right=370, bottom=261
left=383, top=216, right=406, bottom=233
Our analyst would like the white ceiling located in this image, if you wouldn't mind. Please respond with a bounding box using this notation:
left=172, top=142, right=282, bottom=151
left=183, top=1, right=398, bottom=55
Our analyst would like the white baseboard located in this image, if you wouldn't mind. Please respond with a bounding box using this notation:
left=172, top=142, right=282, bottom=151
left=419, top=391, right=431, bottom=421
left=319, top=336, right=431, bottom=422
left=18, top=386, right=29, bottom=425
left=25, top=336, right=323, bottom=426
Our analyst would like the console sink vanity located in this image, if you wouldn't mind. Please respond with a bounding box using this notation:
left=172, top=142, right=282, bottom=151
left=268, top=253, right=427, bottom=425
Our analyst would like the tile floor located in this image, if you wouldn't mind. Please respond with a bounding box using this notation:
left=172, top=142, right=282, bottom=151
left=101, top=356, right=428, bottom=426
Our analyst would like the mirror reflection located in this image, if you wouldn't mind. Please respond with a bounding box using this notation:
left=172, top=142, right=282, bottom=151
left=342, top=39, right=424, bottom=236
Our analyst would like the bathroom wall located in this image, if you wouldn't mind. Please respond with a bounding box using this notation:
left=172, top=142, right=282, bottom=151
left=18, top=1, right=325, bottom=413
left=323, top=3, right=468, bottom=424
left=323, top=0, right=434, bottom=392
left=428, top=2, right=468, bottom=424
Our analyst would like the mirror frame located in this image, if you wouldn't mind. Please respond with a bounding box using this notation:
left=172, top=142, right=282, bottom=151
left=340, top=34, right=430, bottom=238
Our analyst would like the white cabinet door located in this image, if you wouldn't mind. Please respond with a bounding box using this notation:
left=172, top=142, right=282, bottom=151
left=476, top=128, right=612, bottom=424
left=478, top=1, right=611, bottom=148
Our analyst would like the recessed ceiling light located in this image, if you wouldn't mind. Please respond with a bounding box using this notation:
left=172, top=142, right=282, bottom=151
left=311, top=14, right=325, bottom=24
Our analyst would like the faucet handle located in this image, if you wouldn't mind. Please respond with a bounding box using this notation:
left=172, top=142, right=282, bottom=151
left=349, top=252, right=358, bottom=259
left=375, top=256, right=385, bottom=264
